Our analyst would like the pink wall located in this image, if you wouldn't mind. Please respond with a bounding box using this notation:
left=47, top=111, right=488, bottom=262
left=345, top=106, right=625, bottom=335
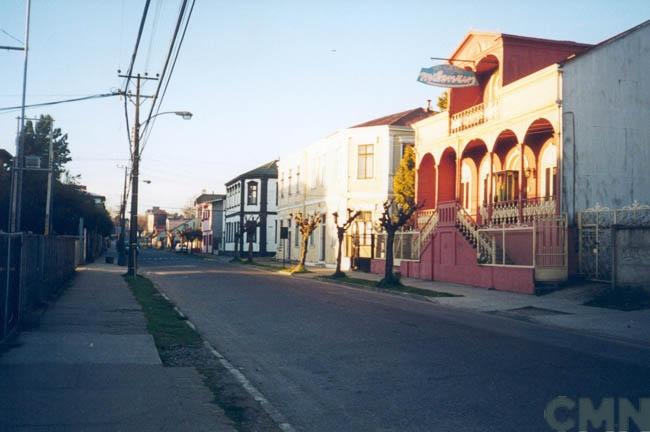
left=371, top=226, right=536, bottom=294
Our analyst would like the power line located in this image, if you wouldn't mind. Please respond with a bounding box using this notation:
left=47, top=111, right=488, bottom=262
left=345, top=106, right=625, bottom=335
left=0, top=92, right=120, bottom=114
left=139, top=0, right=191, bottom=151
left=140, top=0, right=195, bottom=154
left=122, top=0, right=152, bottom=157
left=0, top=28, right=23, bottom=44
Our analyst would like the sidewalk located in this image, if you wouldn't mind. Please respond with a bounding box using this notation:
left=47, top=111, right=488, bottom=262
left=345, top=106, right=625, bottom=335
left=244, top=256, right=650, bottom=347
left=0, top=261, right=235, bottom=432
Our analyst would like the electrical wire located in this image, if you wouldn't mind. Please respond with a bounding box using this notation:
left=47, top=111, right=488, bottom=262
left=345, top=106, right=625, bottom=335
left=140, top=0, right=196, bottom=154
left=139, top=0, right=192, bottom=151
left=0, top=92, right=120, bottom=114
left=122, top=0, right=152, bottom=157
left=144, top=0, right=163, bottom=73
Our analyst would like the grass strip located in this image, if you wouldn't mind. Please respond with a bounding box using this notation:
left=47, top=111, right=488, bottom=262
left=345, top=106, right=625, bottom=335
left=124, top=275, right=201, bottom=354
left=318, top=275, right=461, bottom=298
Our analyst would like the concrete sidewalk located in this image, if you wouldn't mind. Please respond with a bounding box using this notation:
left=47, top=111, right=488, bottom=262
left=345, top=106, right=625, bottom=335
left=244, top=256, right=650, bottom=347
left=0, top=262, right=235, bottom=432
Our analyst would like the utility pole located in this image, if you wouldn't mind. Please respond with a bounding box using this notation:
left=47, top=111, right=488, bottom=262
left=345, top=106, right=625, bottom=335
left=44, top=123, right=54, bottom=235
left=118, top=72, right=158, bottom=276
left=8, top=0, right=32, bottom=233
left=117, top=165, right=128, bottom=266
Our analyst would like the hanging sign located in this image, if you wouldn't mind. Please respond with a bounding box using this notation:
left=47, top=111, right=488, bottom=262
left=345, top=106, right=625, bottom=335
left=417, top=64, right=478, bottom=88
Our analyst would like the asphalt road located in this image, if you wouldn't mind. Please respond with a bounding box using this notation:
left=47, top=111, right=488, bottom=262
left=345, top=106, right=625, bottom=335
left=140, top=249, right=650, bottom=432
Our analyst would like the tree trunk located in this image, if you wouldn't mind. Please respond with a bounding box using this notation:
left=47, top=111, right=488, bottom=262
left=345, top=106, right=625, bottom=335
left=299, top=234, right=309, bottom=266
left=247, top=240, right=253, bottom=262
left=383, top=230, right=397, bottom=285
left=333, top=231, right=344, bottom=277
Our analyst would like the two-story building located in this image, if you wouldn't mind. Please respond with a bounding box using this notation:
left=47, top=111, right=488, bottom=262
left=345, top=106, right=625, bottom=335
left=194, top=193, right=226, bottom=254
left=375, top=22, right=650, bottom=294
left=276, top=108, right=434, bottom=269
left=223, top=161, right=278, bottom=256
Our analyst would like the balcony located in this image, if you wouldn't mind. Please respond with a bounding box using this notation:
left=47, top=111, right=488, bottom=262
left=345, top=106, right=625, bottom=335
left=449, top=103, right=486, bottom=134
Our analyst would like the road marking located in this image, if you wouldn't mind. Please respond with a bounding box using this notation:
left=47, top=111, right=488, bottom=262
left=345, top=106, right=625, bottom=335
left=204, top=340, right=296, bottom=432
left=185, top=320, right=196, bottom=330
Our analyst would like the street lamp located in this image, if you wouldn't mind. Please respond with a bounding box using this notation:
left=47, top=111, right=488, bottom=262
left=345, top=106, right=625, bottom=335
left=127, top=110, right=192, bottom=276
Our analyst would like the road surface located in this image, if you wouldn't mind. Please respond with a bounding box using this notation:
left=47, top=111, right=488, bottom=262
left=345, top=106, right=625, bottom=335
left=140, top=249, right=650, bottom=432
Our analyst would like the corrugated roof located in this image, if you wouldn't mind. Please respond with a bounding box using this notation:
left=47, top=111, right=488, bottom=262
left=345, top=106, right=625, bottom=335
left=350, top=107, right=436, bottom=128
left=226, top=160, right=278, bottom=186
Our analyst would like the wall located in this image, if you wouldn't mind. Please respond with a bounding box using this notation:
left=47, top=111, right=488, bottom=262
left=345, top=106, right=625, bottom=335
left=612, top=226, right=650, bottom=289
left=562, top=23, right=650, bottom=221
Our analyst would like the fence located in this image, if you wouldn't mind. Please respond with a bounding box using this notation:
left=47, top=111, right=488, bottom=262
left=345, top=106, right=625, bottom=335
left=578, top=201, right=650, bottom=282
left=373, top=231, right=421, bottom=262
left=1, top=234, right=79, bottom=343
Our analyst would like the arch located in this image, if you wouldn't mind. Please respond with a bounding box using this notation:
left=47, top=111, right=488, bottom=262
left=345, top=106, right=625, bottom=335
left=438, top=147, right=457, bottom=204
left=460, top=158, right=478, bottom=213
left=539, top=138, right=557, bottom=200
left=478, top=153, right=501, bottom=206
left=475, top=55, right=500, bottom=104
left=417, top=153, right=436, bottom=209
left=493, top=129, right=518, bottom=165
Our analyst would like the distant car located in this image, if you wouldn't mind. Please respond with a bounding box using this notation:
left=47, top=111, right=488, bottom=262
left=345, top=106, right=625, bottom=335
left=174, top=243, right=188, bottom=253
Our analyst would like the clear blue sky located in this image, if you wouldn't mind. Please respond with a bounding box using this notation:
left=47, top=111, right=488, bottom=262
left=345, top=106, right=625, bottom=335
left=1, top=0, right=649, bottom=214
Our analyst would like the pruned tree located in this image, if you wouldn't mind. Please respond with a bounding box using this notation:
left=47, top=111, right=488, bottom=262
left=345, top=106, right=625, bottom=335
left=377, top=197, right=421, bottom=286
left=243, top=216, right=260, bottom=263
left=332, top=209, right=361, bottom=278
left=292, top=212, right=322, bottom=273
left=231, top=231, right=242, bottom=262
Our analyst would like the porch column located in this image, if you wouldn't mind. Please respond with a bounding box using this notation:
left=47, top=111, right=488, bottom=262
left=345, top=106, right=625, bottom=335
left=518, top=142, right=524, bottom=224
left=554, top=134, right=561, bottom=216
left=455, top=156, right=461, bottom=204
left=488, top=152, right=494, bottom=224
left=434, top=164, right=440, bottom=208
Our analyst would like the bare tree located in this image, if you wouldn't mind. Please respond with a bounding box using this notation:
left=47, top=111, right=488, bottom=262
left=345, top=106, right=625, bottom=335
left=243, top=217, right=260, bottom=263
left=332, top=209, right=361, bottom=278
left=231, top=231, right=242, bottom=262
left=377, top=198, right=421, bottom=286
left=292, top=212, right=322, bottom=273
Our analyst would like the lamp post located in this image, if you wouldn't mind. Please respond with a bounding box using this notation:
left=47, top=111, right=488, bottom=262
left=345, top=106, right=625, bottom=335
left=127, top=109, right=192, bottom=276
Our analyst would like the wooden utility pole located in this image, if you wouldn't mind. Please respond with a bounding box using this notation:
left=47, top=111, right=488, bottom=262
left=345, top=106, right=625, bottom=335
left=118, top=72, right=158, bottom=275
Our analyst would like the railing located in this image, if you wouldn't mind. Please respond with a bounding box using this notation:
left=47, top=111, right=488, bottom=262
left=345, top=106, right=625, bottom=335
left=450, top=103, right=485, bottom=133
left=374, top=231, right=420, bottom=261
left=455, top=204, right=495, bottom=264
left=481, top=197, right=557, bottom=226
left=417, top=209, right=436, bottom=229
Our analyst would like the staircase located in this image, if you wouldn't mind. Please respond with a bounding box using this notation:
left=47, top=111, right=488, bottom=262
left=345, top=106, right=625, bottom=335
left=455, top=205, right=512, bottom=265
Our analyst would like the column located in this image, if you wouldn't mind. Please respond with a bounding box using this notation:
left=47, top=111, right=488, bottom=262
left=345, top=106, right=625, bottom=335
left=488, top=152, right=494, bottom=224
left=518, top=142, right=524, bottom=224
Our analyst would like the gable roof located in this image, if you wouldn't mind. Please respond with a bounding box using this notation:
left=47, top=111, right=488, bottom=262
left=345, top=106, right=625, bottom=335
left=226, top=160, right=278, bottom=186
left=194, top=193, right=226, bottom=205
left=350, top=107, right=436, bottom=128
left=562, top=19, right=650, bottom=64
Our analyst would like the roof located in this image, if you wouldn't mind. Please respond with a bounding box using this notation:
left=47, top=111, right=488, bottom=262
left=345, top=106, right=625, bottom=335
left=195, top=193, right=226, bottom=205
left=0, top=149, right=12, bottom=161
left=226, top=160, right=278, bottom=186
left=561, top=19, right=650, bottom=64
left=350, top=107, right=436, bottom=128
left=449, top=31, right=592, bottom=63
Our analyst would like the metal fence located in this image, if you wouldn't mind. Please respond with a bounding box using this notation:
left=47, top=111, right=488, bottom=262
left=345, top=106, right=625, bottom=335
left=578, top=201, right=650, bottom=282
left=374, top=231, right=421, bottom=261
left=1, top=234, right=79, bottom=343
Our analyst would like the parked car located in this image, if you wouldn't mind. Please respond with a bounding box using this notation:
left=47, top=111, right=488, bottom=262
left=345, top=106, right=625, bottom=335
left=174, top=243, right=188, bottom=253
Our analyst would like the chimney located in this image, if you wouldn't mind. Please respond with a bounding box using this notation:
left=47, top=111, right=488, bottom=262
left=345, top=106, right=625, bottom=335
left=426, top=99, right=432, bottom=112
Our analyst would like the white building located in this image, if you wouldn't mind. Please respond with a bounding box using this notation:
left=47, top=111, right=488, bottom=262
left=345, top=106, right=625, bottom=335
left=223, top=160, right=278, bottom=256
left=276, top=108, right=434, bottom=270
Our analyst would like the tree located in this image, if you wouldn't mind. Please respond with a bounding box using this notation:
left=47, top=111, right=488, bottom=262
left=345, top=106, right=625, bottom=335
left=292, top=212, right=322, bottom=273
left=21, top=115, right=71, bottom=180
left=393, top=145, right=416, bottom=209
left=377, top=197, right=421, bottom=287
left=243, top=217, right=259, bottom=263
left=437, top=91, right=448, bottom=111
left=231, top=231, right=243, bottom=262
left=332, top=209, right=361, bottom=278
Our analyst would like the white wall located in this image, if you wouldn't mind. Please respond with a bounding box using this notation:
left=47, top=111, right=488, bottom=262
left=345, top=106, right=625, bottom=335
left=562, top=23, right=650, bottom=220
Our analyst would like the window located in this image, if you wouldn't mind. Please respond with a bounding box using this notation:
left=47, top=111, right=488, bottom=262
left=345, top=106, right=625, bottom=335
left=247, top=182, right=258, bottom=205
left=280, top=173, right=285, bottom=198
left=357, top=144, right=374, bottom=179
left=274, top=220, right=278, bottom=242
left=288, top=170, right=293, bottom=196
left=294, top=224, right=300, bottom=247
left=296, top=166, right=300, bottom=195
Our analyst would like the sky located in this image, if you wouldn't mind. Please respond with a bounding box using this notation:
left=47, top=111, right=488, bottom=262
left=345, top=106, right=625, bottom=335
left=1, top=0, right=649, bottom=215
